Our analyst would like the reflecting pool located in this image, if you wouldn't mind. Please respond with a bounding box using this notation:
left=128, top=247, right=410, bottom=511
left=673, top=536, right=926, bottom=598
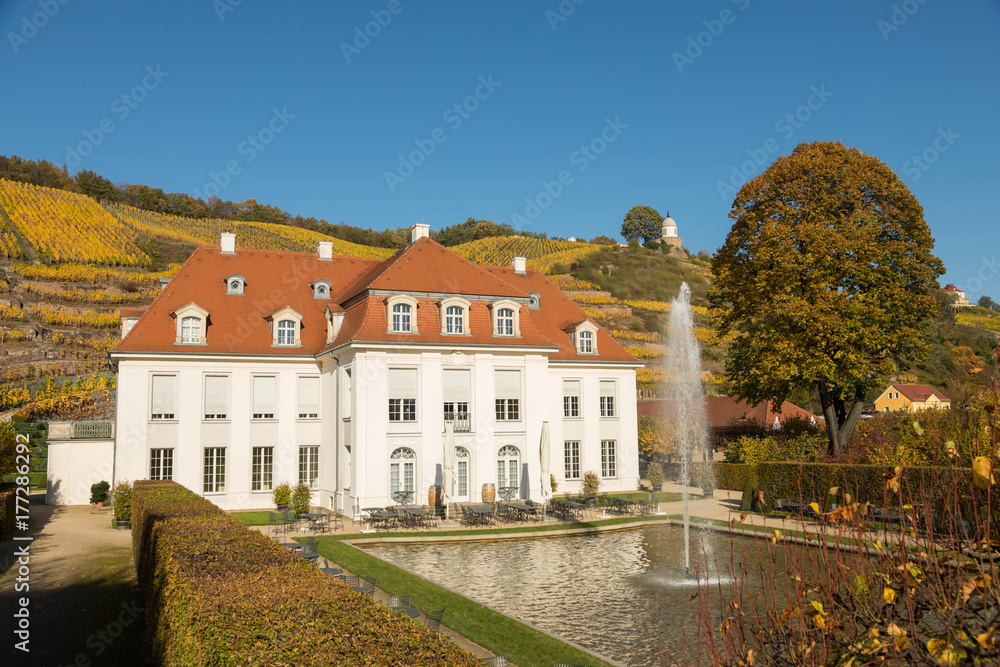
left=364, top=524, right=785, bottom=666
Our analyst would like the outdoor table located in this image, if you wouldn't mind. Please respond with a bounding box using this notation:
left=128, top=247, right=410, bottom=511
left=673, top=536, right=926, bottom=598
left=392, top=490, right=415, bottom=505
left=506, top=502, right=536, bottom=521
left=498, top=486, right=519, bottom=501
left=361, top=507, right=383, bottom=528
left=321, top=567, right=343, bottom=576
left=559, top=500, right=587, bottom=518
left=299, top=512, right=325, bottom=531
left=297, top=549, right=320, bottom=562
left=467, top=505, right=493, bottom=525
left=400, top=507, right=433, bottom=529
left=372, top=510, right=398, bottom=531
left=393, top=606, right=421, bottom=619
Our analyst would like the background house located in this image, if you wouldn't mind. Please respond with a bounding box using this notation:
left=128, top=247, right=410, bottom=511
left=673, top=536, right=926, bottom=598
left=873, top=384, right=951, bottom=413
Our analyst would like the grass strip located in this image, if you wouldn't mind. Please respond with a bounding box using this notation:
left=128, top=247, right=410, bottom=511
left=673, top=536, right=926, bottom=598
left=316, top=537, right=618, bottom=667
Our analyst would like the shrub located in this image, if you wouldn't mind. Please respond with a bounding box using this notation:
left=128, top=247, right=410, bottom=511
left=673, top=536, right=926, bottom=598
left=90, top=480, right=109, bottom=504
left=647, top=461, right=665, bottom=488
left=0, top=488, right=14, bottom=541
left=131, top=481, right=478, bottom=666
left=582, top=470, right=600, bottom=496
left=272, top=480, right=291, bottom=507
left=111, top=479, right=132, bottom=520
left=550, top=473, right=558, bottom=494
left=291, top=482, right=312, bottom=515
left=724, top=432, right=826, bottom=465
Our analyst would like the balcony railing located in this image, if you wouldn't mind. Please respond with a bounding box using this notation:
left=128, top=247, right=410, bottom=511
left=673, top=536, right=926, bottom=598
left=72, top=421, right=114, bottom=439
left=444, top=412, right=471, bottom=432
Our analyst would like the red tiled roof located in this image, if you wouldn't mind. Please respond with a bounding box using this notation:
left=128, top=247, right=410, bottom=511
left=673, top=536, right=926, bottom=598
left=942, top=285, right=961, bottom=292
left=637, top=396, right=825, bottom=427
left=890, top=384, right=950, bottom=403
left=113, top=238, right=639, bottom=364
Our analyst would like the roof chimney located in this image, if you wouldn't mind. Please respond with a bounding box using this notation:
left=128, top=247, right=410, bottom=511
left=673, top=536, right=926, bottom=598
left=220, top=231, right=236, bottom=254
left=158, top=277, right=170, bottom=291
left=317, top=240, right=333, bottom=261
left=410, top=223, right=430, bottom=244
left=512, top=256, right=526, bottom=274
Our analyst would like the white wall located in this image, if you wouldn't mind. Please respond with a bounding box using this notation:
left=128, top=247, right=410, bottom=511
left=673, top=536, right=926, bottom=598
left=47, top=439, right=115, bottom=505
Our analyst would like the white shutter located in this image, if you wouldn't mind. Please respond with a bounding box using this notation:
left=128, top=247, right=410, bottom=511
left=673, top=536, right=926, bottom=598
left=600, top=380, right=615, bottom=398
left=563, top=380, right=580, bottom=398
left=253, top=376, right=276, bottom=417
left=443, top=370, right=470, bottom=403
left=204, top=376, right=228, bottom=418
left=388, top=368, right=417, bottom=399
left=495, top=370, right=520, bottom=400
left=298, top=376, right=320, bottom=417
left=151, top=375, right=176, bottom=417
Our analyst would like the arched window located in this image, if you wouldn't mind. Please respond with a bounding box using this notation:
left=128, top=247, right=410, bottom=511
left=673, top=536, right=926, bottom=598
left=390, top=447, right=416, bottom=497
left=445, top=306, right=464, bottom=334
left=277, top=320, right=295, bottom=345
left=497, top=308, right=514, bottom=336
left=181, top=316, right=201, bottom=343
left=578, top=330, right=593, bottom=353
left=392, top=303, right=411, bottom=333
left=497, top=445, right=520, bottom=495
left=455, top=447, right=470, bottom=502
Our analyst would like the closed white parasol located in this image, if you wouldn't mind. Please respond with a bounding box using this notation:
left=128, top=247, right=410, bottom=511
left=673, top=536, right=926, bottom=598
left=443, top=420, right=456, bottom=520
left=539, top=421, right=550, bottom=520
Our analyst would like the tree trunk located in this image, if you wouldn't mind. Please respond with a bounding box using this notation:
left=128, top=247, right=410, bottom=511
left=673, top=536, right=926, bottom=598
left=818, top=381, right=866, bottom=457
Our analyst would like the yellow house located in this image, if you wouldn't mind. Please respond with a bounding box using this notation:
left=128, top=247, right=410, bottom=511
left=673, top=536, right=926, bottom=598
left=874, top=384, right=951, bottom=413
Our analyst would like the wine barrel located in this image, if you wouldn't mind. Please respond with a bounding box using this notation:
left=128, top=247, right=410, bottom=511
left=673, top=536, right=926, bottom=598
left=428, top=484, right=442, bottom=506
left=482, top=483, right=496, bottom=503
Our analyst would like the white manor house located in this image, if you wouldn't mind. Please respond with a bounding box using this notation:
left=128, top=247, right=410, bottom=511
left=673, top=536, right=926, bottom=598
left=96, top=226, right=640, bottom=513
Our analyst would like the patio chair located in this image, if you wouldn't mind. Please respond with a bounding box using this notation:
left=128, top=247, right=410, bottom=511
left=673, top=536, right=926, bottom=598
left=480, top=657, right=507, bottom=666
left=424, top=608, right=445, bottom=632
left=338, top=574, right=360, bottom=587
left=387, top=595, right=412, bottom=609
left=354, top=576, right=377, bottom=594
left=280, top=510, right=297, bottom=532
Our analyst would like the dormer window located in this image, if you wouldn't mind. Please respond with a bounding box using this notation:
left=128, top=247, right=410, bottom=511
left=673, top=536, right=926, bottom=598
left=579, top=331, right=593, bottom=353
left=528, top=291, right=541, bottom=309
left=266, top=306, right=303, bottom=347
left=490, top=299, right=521, bottom=337
left=311, top=279, right=331, bottom=300
left=439, top=296, right=471, bottom=335
left=386, top=295, right=419, bottom=334
left=568, top=320, right=599, bottom=355
left=172, top=302, right=209, bottom=345
left=225, top=274, right=246, bottom=296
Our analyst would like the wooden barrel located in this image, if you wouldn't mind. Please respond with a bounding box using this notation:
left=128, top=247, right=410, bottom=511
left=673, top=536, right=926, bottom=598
left=482, top=483, right=496, bottom=503
left=428, top=485, right=442, bottom=506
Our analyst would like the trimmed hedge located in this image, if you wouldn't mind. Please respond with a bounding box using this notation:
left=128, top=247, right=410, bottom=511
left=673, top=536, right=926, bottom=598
left=0, top=487, right=14, bottom=542
left=132, top=480, right=479, bottom=666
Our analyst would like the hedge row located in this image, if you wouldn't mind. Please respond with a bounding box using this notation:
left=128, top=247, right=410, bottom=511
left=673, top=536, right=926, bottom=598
left=709, top=461, right=999, bottom=513
left=0, top=487, right=14, bottom=542
left=132, top=480, right=479, bottom=666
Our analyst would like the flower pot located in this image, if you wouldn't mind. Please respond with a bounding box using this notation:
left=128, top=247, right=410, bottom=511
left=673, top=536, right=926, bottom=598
left=94, top=501, right=103, bottom=509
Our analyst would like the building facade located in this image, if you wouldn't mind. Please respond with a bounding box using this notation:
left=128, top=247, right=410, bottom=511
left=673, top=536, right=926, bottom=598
left=110, top=227, right=641, bottom=512
left=873, top=384, right=951, bottom=413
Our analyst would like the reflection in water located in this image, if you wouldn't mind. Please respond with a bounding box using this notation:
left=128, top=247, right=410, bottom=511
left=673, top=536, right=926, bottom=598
left=364, top=525, right=783, bottom=666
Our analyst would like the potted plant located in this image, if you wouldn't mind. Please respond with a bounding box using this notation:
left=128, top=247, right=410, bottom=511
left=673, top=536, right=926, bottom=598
left=272, top=480, right=292, bottom=510
left=549, top=474, right=558, bottom=495
left=291, top=482, right=311, bottom=516
left=647, top=461, right=665, bottom=492
left=582, top=470, right=600, bottom=497
left=111, top=479, right=132, bottom=530
left=90, top=480, right=110, bottom=508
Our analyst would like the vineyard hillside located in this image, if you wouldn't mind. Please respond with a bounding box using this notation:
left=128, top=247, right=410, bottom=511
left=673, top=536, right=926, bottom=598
left=450, top=236, right=601, bottom=270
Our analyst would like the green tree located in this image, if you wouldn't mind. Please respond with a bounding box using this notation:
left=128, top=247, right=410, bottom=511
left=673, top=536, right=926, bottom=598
left=590, top=235, right=618, bottom=245
left=74, top=169, right=119, bottom=202
left=978, top=295, right=998, bottom=311
left=620, top=205, right=662, bottom=243
left=709, top=141, right=944, bottom=456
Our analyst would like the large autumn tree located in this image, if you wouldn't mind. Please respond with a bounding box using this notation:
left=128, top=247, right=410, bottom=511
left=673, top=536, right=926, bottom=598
left=709, top=141, right=944, bottom=455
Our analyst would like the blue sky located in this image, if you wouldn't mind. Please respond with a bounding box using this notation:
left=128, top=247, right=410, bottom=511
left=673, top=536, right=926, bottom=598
left=3, top=1, right=998, bottom=300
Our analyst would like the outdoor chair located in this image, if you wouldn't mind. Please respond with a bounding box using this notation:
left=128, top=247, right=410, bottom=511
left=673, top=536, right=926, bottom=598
left=424, top=608, right=445, bottom=632
left=387, top=595, right=412, bottom=609
left=480, top=657, right=507, bottom=666
left=353, top=576, right=377, bottom=594
left=280, top=510, right=297, bottom=531
left=337, top=574, right=360, bottom=587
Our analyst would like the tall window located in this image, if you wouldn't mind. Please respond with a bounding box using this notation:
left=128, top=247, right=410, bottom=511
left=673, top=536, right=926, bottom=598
left=601, top=439, right=617, bottom=478
left=299, top=446, right=319, bottom=489
left=392, top=303, right=411, bottom=333
left=600, top=380, right=616, bottom=417
left=150, top=374, right=176, bottom=420
left=252, top=447, right=273, bottom=491
left=204, top=375, right=228, bottom=420
left=252, top=376, right=276, bottom=420
left=578, top=330, right=593, bottom=353
left=497, top=445, right=520, bottom=493
left=203, top=448, right=226, bottom=494
left=388, top=368, right=417, bottom=422
left=443, top=369, right=471, bottom=430
left=389, top=447, right=415, bottom=494
left=297, top=376, right=320, bottom=419
left=564, top=441, right=580, bottom=480
left=149, top=448, right=173, bottom=480
left=496, top=308, right=514, bottom=336
left=563, top=380, right=580, bottom=418
left=455, top=446, right=470, bottom=501
left=181, top=316, right=200, bottom=343
left=495, top=370, right=520, bottom=421
left=445, top=305, right=464, bottom=334
left=277, top=320, right=295, bottom=345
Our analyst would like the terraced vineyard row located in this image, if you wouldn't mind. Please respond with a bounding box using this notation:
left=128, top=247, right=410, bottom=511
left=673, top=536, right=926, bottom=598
left=955, top=307, right=1000, bottom=335
left=0, top=179, right=147, bottom=265
left=450, top=236, right=602, bottom=270
left=105, top=202, right=395, bottom=259
left=9, top=261, right=181, bottom=286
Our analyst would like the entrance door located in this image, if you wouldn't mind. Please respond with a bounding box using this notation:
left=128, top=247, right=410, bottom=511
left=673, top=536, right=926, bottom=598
left=454, top=447, right=469, bottom=502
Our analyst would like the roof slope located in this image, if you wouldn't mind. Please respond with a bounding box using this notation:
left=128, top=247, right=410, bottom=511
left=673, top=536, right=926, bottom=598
left=890, top=384, right=951, bottom=402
